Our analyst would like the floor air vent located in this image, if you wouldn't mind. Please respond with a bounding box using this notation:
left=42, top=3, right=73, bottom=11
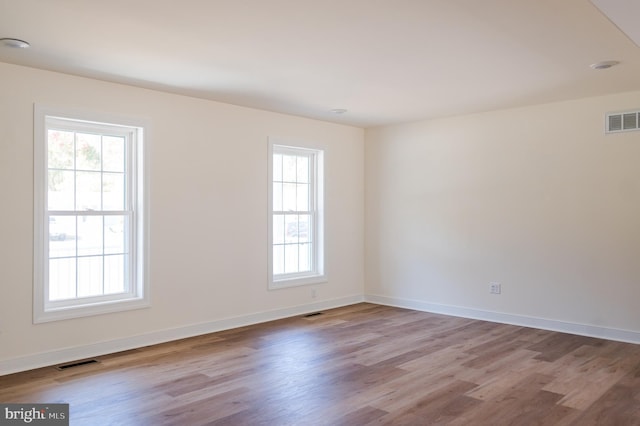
left=303, top=312, right=323, bottom=318
left=56, top=359, right=100, bottom=370
left=606, top=110, right=640, bottom=133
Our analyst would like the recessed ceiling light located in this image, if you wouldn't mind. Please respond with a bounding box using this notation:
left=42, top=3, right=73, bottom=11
left=0, top=38, right=30, bottom=49
left=590, top=60, right=619, bottom=70
left=330, top=108, right=348, bottom=114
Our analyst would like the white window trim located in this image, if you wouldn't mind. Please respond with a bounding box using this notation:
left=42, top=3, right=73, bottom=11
left=268, top=138, right=326, bottom=289
left=33, top=104, right=151, bottom=323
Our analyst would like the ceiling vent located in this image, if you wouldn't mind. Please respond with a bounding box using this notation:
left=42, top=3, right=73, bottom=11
left=606, top=110, right=640, bottom=133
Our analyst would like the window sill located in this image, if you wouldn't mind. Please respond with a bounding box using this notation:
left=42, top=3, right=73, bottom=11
left=269, top=274, right=327, bottom=290
left=34, top=297, right=150, bottom=324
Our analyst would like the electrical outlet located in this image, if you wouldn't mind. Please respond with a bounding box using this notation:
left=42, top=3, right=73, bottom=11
left=311, top=288, right=317, bottom=299
left=490, top=282, right=501, bottom=294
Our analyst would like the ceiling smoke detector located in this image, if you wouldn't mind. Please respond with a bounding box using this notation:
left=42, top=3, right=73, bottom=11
left=330, top=108, right=348, bottom=114
left=0, top=38, right=30, bottom=49
left=590, top=60, right=619, bottom=70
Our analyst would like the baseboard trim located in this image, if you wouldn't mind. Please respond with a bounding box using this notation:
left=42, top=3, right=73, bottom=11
left=6, top=293, right=637, bottom=376
left=365, top=294, right=640, bottom=345
left=0, top=295, right=365, bottom=376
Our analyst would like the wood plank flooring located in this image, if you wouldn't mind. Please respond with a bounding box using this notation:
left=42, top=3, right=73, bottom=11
left=2, top=303, right=640, bottom=425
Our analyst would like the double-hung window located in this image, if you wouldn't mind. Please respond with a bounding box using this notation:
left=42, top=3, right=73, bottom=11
left=34, top=106, right=149, bottom=322
left=269, top=139, right=325, bottom=288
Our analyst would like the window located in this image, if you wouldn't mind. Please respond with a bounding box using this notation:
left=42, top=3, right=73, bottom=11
left=34, top=106, right=149, bottom=322
left=269, top=139, right=325, bottom=289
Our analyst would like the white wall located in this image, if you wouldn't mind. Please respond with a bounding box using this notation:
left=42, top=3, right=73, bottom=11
left=3, top=58, right=638, bottom=374
left=0, top=62, right=365, bottom=373
left=365, top=92, right=640, bottom=339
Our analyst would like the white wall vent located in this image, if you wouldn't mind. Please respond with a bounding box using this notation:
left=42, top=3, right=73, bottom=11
left=606, top=110, right=640, bottom=133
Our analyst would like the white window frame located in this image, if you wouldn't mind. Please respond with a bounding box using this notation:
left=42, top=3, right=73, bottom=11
left=33, top=105, right=150, bottom=323
left=268, top=138, right=326, bottom=289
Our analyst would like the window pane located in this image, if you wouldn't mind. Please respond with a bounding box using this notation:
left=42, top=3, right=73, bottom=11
left=273, top=182, right=283, bottom=212
left=283, top=183, right=296, bottom=211
left=282, top=155, right=296, bottom=182
left=49, top=258, right=76, bottom=301
left=297, top=156, right=309, bottom=183
left=296, top=183, right=309, bottom=211
left=284, top=244, right=299, bottom=274
left=103, top=136, right=125, bottom=172
left=48, top=170, right=75, bottom=211
left=39, top=112, right=146, bottom=320
left=103, top=172, right=125, bottom=211
left=273, top=245, right=284, bottom=275
left=76, top=171, right=102, bottom=210
left=104, top=255, right=125, bottom=294
left=298, top=215, right=311, bottom=243
left=78, top=216, right=103, bottom=256
left=273, top=153, right=282, bottom=181
left=273, top=215, right=285, bottom=245
left=285, top=215, right=299, bottom=243
left=77, top=256, right=103, bottom=297
left=49, top=216, right=76, bottom=258
left=299, top=243, right=311, bottom=272
left=270, top=145, right=322, bottom=284
left=76, top=133, right=101, bottom=171
left=105, top=215, right=126, bottom=255
left=48, top=130, right=74, bottom=170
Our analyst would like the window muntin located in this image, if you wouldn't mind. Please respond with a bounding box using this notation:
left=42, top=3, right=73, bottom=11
left=34, top=107, right=149, bottom=322
left=269, top=141, right=325, bottom=288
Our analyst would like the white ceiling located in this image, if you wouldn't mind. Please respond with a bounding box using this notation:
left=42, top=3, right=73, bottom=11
left=1, top=0, right=639, bottom=128
left=591, top=0, right=640, bottom=48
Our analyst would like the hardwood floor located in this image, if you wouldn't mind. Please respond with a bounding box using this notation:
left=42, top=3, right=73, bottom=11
left=2, top=303, right=640, bottom=425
